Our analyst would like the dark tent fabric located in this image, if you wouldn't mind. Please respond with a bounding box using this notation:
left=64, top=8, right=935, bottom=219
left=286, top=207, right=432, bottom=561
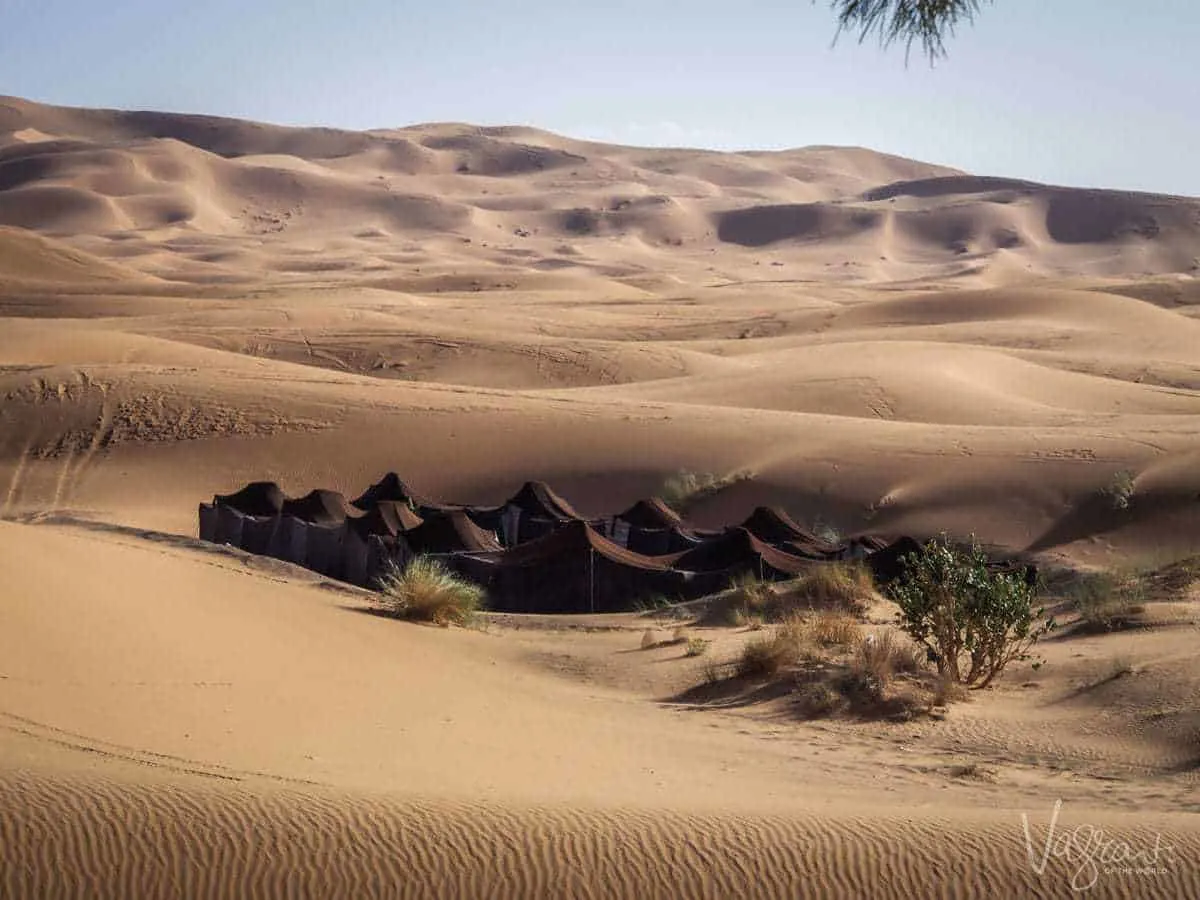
left=670, top=527, right=812, bottom=580
left=504, top=481, right=582, bottom=520
left=739, top=507, right=838, bottom=556
left=401, top=510, right=503, bottom=555
left=214, top=505, right=246, bottom=547
left=267, top=515, right=306, bottom=565
left=303, top=521, right=346, bottom=578
left=281, top=489, right=358, bottom=525
left=500, top=480, right=584, bottom=546
left=625, top=525, right=703, bottom=557
left=240, top=515, right=278, bottom=556
left=346, top=501, right=423, bottom=539
left=198, top=503, right=219, bottom=543
left=351, top=472, right=432, bottom=512
left=615, top=498, right=683, bottom=530
left=862, top=537, right=924, bottom=585
left=463, top=505, right=505, bottom=536
left=214, top=481, right=287, bottom=517
left=484, top=520, right=687, bottom=613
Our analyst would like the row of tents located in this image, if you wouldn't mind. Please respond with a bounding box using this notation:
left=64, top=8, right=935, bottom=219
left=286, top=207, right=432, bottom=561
left=198, top=473, right=1032, bottom=614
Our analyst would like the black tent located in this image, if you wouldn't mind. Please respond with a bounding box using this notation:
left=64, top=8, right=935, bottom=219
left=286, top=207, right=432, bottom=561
left=484, top=520, right=687, bottom=613
left=739, top=507, right=838, bottom=557
left=281, top=489, right=359, bottom=525
left=213, top=481, right=287, bottom=517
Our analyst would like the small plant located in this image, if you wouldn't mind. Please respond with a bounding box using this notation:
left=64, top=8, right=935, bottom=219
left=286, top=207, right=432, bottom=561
left=855, top=630, right=925, bottom=688
left=804, top=610, right=864, bottom=648
left=884, top=535, right=1056, bottom=689
left=777, top=563, right=875, bottom=615
left=1068, top=571, right=1146, bottom=633
left=377, top=556, right=484, bottom=627
left=736, top=620, right=804, bottom=679
left=797, top=681, right=843, bottom=717
left=1102, top=470, right=1136, bottom=511
left=660, top=468, right=753, bottom=514
left=685, top=637, right=711, bottom=657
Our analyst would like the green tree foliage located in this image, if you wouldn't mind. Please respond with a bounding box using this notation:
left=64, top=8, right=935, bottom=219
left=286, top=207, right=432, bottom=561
left=828, top=0, right=991, bottom=61
left=884, top=536, right=1055, bottom=688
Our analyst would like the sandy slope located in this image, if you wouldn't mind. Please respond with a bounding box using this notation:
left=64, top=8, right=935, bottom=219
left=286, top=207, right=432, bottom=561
left=2, top=520, right=1198, bottom=899
left=3, top=96, right=1200, bottom=897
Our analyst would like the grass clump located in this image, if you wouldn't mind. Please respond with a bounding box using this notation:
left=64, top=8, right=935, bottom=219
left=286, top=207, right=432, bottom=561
left=685, top=636, right=711, bottom=657
left=1067, top=571, right=1146, bottom=633
left=660, top=468, right=753, bottom=514
left=736, top=618, right=805, bottom=679
left=855, top=629, right=925, bottom=687
left=777, top=562, right=876, bottom=616
left=378, top=556, right=484, bottom=627
left=803, top=610, right=864, bottom=648
left=1102, top=470, right=1136, bottom=511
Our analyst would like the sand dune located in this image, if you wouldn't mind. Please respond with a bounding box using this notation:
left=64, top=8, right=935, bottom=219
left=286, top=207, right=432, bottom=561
left=3, top=95, right=1200, bottom=898
left=3, top=520, right=1198, bottom=899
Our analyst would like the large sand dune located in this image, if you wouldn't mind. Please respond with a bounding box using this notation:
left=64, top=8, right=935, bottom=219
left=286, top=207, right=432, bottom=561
left=3, top=95, right=1200, bottom=897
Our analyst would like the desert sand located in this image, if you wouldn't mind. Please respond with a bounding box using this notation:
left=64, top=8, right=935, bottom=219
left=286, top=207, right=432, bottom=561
left=2, top=95, right=1199, bottom=898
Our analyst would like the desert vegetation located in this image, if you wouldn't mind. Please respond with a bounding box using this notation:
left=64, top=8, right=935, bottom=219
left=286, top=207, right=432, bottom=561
left=659, top=468, right=753, bottom=514
left=884, top=536, right=1055, bottom=689
left=377, top=556, right=485, bottom=627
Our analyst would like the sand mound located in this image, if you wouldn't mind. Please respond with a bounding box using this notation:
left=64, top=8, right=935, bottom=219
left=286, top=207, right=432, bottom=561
left=0, top=226, right=148, bottom=283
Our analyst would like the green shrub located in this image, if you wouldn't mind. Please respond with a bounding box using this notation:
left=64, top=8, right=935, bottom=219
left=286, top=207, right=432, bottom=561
left=884, top=536, right=1055, bottom=689
left=378, top=556, right=484, bottom=627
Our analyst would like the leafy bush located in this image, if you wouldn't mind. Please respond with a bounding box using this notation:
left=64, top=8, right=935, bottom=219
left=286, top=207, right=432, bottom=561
left=884, top=536, right=1055, bottom=689
left=378, top=556, right=484, bottom=627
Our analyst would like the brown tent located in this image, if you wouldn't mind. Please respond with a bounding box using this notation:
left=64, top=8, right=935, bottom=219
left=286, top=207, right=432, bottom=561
left=484, top=519, right=687, bottom=613
left=213, top=481, right=287, bottom=517
left=671, top=527, right=812, bottom=580
left=281, top=489, right=359, bottom=525
left=401, top=510, right=503, bottom=555
left=351, top=472, right=433, bottom=512
left=739, top=507, right=839, bottom=558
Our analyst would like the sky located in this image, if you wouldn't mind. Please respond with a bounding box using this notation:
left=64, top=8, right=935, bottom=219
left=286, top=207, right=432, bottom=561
left=2, top=0, right=1197, bottom=196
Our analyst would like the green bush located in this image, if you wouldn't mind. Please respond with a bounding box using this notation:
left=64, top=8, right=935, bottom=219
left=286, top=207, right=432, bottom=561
left=884, top=536, right=1055, bottom=689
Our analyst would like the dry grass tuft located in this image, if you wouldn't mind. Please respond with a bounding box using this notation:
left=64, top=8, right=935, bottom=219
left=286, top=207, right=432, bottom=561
left=803, top=610, right=864, bottom=648
left=776, top=563, right=876, bottom=616
left=1068, top=571, right=1146, bottom=633
left=378, top=556, right=484, bottom=627
left=736, top=623, right=803, bottom=679
left=854, top=630, right=925, bottom=688
left=685, top=636, right=711, bottom=657
left=660, top=468, right=754, bottom=513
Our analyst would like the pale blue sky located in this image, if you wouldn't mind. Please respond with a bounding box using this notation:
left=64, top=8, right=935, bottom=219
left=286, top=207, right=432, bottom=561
left=2, top=0, right=1196, bottom=195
